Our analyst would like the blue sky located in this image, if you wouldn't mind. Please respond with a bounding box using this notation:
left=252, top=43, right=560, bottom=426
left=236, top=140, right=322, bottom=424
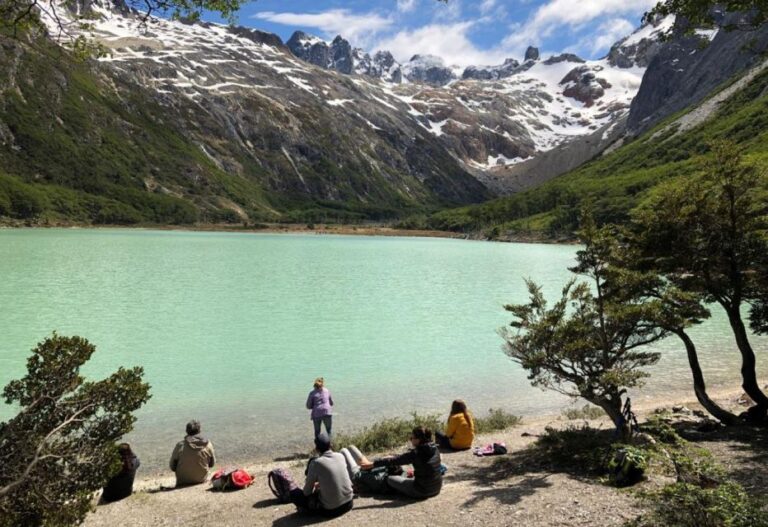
left=207, top=0, right=660, bottom=67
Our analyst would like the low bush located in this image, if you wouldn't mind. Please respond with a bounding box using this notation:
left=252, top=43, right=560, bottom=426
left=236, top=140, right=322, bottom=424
left=394, top=214, right=429, bottom=230
left=475, top=408, right=522, bottom=434
left=628, top=482, right=768, bottom=527
left=562, top=404, right=605, bottom=421
left=536, top=425, right=614, bottom=474
left=641, top=417, right=683, bottom=445
left=333, top=413, right=442, bottom=453
left=333, top=409, right=522, bottom=454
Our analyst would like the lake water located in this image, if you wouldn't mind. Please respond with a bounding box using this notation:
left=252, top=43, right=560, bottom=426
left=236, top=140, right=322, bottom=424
left=1, top=229, right=766, bottom=472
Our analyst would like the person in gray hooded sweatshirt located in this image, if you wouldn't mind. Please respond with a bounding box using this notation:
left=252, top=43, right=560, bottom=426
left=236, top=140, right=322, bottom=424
left=169, top=420, right=216, bottom=486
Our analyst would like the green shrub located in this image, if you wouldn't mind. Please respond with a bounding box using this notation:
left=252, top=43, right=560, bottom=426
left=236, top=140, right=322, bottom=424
left=536, top=425, right=614, bottom=474
left=629, top=482, right=768, bottom=527
left=607, top=445, right=648, bottom=487
left=562, top=404, right=605, bottom=420
left=642, top=417, right=684, bottom=445
left=475, top=408, right=522, bottom=434
left=333, top=413, right=442, bottom=453
left=94, top=202, right=143, bottom=224
left=395, top=214, right=428, bottom=230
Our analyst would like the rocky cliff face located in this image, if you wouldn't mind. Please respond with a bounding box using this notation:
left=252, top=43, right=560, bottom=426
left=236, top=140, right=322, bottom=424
left=401, top=54, right=457, bottom=86
left=462, top=59, right=520, bottom=80
left=628, top=10, right=768, bottom=135
left=286, top=31, right=404, bottom=84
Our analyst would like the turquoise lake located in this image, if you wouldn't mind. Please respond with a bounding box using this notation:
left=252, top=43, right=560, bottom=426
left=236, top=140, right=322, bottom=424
left=1, top=229, right=766, bottom=471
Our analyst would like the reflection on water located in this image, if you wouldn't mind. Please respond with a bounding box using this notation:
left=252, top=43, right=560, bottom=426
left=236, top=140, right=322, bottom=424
left=0, top=229, right=765, bottom=471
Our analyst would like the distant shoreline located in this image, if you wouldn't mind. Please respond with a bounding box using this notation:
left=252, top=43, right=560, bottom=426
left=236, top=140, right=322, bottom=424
left=0, top=221, right=576, bottom=244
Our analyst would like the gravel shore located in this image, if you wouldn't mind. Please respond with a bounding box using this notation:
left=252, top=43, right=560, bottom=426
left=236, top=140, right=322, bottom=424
left=85, top=389, right=758, bottom=527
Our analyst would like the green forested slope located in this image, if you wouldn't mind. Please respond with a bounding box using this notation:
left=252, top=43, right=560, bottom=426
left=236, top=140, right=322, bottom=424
left=0, top=35, right=281, bottom=225
left=0, top=34, right=485, bottom=226
left=428, top=65, right=768, bottom=238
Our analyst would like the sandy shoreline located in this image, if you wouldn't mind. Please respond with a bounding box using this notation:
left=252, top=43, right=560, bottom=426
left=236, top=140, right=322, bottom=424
left=0, top=222, right=576, bottom=244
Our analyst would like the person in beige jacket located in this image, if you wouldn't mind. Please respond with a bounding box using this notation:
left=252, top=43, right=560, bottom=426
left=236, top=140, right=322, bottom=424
left=169, top=420, right=216, bottom=486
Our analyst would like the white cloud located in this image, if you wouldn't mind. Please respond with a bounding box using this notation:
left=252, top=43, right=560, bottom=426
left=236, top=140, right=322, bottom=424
left=373, top=22, right=508, bottom=67
left=480, top=0, right=497, bottom=15
left=589, top=18, right=635, bottom=55
left=253, top=9, right=393, bottom=44
left=252, top=0, right=649, bottom=68
left=432, top=0, right=463, bottom=22
left=536, top=0, right=655, bottom=26
left=501, top=0, right=655, bottom=56
left=397, top=0, right=417, bottom=13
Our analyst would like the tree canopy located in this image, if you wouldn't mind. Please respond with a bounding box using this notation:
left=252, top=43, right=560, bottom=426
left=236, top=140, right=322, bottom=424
left=645, top=0, right=768, bottom=27
left=631, top=140, right=768, bottom=418
left=0, top=334, right=151, bottom=527
left=500, top=214, right=675, bottom=437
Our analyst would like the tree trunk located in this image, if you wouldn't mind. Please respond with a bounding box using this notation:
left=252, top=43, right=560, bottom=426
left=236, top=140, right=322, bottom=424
left=726, top=307, right=768, bottom=411
left=596, top=397, right=630, bottom=441
left=674, top=329, right=741, bottom=425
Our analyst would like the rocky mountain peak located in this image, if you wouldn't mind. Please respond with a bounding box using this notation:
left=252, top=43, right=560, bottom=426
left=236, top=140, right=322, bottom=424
left=462, top=58, right=520, bottom=80
left=606, top=15, right=674, bottom=68
left=402, top=54, right=456, bottom=86
left=525, top=46, right=540, bottom=61
left=286, top=31, right=356, bottom=74
left=543, top=53, right=585, bottom=65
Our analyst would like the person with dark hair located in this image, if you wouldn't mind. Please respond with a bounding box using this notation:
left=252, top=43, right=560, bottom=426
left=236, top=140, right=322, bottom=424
left=290, top=432, right=353, bottom=518
left=101, top=443, right=140, bottom=503
left=435, top=399, right=475, bottom=451
left=169, top=420, right=216, bottom=486
left=360, top=426, right=443, bottom=499
left=306, top=377, right=334, bottom=439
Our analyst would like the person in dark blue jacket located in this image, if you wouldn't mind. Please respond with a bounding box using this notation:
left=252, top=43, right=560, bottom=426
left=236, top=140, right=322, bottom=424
left=102, top=443, right=140, bottom=503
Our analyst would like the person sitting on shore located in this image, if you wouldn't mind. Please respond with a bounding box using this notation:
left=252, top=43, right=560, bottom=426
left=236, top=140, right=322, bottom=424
left=290, top=432, right=353, bottom=518
left=101, top=443, right=140, bottom=503
left=169, top=420, right=216, bottom=487
left=360, top=426, right=443, bottom=499
left=306, top=377, right=334, bottom=439
left=435, top=399, right=475, bottom=451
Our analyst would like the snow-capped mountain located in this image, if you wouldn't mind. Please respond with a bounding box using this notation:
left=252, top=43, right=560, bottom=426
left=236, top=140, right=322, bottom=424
left=286, top=32, right=404, bottom=83
left=277, top=18, right=679, bottom=191
left=38, top=2, right=683, bottom=198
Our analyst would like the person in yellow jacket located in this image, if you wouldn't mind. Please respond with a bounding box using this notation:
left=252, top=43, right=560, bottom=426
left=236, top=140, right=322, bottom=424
left=434, top=400, right=475, bottom=451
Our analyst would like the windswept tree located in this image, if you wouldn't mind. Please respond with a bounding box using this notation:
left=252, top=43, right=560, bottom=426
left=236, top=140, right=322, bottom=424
left=0, top=334, right=151, bottom=527
left=500, top=216, right=673, bottom=439
left=647, top=285, right=741, bottom=424
left=1, top=0, right=245, bottom=36
left=645, top=0, right=768, bottom=27
left=632, top=140, right=768, bottom=420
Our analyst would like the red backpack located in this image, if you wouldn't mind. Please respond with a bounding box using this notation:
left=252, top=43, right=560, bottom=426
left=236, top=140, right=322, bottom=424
left=211, top=468, right=254, bottom=491
left=268, top=467, right=298, bottom=503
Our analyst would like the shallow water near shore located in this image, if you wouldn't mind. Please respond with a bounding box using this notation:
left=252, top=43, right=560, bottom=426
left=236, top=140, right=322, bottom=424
left=1, top=228, right=766, bottom=472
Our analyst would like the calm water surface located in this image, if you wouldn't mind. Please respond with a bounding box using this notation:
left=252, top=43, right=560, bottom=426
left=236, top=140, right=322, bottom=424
left=1, top=229, right=766, bottom=471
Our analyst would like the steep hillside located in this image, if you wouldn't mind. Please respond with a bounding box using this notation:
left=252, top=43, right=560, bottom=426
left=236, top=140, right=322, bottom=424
left=427, top=56, right=768, bottom=238
left=0, top=7, right=494, bottom=225
left=0, top=34, right=253, bottom=224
